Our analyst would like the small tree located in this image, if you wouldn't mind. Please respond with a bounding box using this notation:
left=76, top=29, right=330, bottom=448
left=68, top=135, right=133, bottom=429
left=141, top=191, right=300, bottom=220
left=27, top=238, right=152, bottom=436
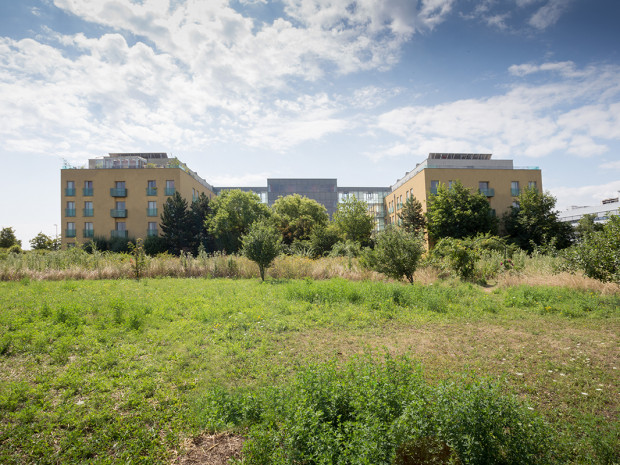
left=128, top=238, right=148, bottom=281
left=368, top=227, right=425, bottom=283
left=0, top=227, right=21, bottom=249
left=160, top=192, right=192, bottom=255
left=242, top=220, right=282, bottom=281
left=398, top=195, right=426, bottom=234
left=30, top=232, right=56, bottom=250
left=333, top=195, right=374, bottom=247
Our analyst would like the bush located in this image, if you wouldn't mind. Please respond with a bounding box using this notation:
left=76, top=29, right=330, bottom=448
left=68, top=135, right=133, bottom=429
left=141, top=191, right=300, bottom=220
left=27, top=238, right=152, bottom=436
left=196, top=355, right=552, bottom=465
left=365, top=227, right=424, bottom=283
left=242, top=220, right=282, bottom=281
left=431, top=237, right=479, bottom=280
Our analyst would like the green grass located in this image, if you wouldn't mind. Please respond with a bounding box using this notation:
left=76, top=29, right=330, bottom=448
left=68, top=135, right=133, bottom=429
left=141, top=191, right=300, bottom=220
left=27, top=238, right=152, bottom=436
left=0, top=278, right=618, bottom=464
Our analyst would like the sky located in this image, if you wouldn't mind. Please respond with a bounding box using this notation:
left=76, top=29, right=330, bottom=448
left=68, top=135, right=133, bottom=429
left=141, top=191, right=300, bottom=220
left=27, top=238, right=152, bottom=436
left=1, top=0, right=619, bottom=247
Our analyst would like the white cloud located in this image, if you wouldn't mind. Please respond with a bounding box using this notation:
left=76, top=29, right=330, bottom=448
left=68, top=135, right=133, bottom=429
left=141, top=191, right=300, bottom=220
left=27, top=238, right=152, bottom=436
left=529, top=0, right=572, bottom=30
left=552, top=180, right=620, bottom=211
left=600, top=160, right=620, bottom=170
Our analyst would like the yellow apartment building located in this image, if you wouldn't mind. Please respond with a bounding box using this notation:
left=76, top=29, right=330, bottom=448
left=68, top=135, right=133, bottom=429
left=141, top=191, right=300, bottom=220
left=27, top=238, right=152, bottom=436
left=385, top=153, right=543, bottom=226
left=60, top=153, right=215, bottom=248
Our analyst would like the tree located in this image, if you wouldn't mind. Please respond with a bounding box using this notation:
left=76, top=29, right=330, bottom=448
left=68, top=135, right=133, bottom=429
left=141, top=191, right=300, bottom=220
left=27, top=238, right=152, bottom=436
left=30, top=232, right=58, bottom=250
left=272, top=194, right=329, bottom=245
left=207, top=190, right=271, bottom=254
left=332, top=195, right=374, bottom=247
left=0, top=227, right=21, bottom=249
left=504, top=187, right=573, bottom=253
left=189, top=193, right=214, bottom=254
left=574, top=214, right=604, bottom=241
left=242, top=220, right=282, bottom=281
left=426, top=181, right=497, bottom=244
left=398, top=195, right=427, bottom=234
left=367, top=227, right=425, bottom=283
left=309, top=224, right=342, bottom=258
left=160, top=192, right=192, bottom=255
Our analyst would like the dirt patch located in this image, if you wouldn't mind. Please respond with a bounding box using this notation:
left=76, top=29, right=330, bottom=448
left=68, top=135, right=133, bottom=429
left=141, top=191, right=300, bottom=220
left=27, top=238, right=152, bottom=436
left=173, top=432, right=245, bottom=465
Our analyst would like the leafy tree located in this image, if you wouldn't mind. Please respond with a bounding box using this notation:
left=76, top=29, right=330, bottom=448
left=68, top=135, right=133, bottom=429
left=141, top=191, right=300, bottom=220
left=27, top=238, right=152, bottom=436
left=272, top=194, right=329, bottom=245
left=242, top=219, right=282, bottom=281
left=367, top=227, right=425, bottom=283
left=426, top=181, right=497, bottom=243
left=565, top=215, right=620, bottom=284
left=207, top=190, right=271, bottom=254
left=309, top=224, right=342, bottom=258
left=0, top=227, right=21, bottom=249
left=398, top=195, right=427, bottom=234
left=29, top=232, right=58, bottom=251
left=574, top=213, right=604, bottom=240
left=160, top=192, right=192, bottom=255
left=430, top=236, right=479, bottom=280
left=332, top=195, right=374, bottom=247
left=189, top=193, right=214, bottom=254
left=504, top=187, right=573, bottom=253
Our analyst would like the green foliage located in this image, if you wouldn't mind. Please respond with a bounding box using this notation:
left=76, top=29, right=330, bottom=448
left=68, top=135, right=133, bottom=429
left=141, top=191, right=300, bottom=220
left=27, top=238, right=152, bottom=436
left=333, top=195, right=374, bottom=247
left=160, top=192, right=192, bottom=255
left=328, top=239, right=361, bottom=258
left=29, top=232, right=59, bottom=251
left=242, top=220, right=282, bottom=281
left=563, top=215, right=620, bottom=284
left=504, top=187, right=573, bottom=253
left=431, top=237, right=479, bottom=280
left=272, top=194, right=329, bottom=245
left=309, top=224, right=342, bottom=257
left=189, top=193, right=214, bottom=254
left=197, top=355, right=552, bottom=465
left=398, top=195, right=427, bottom=234
left=143, top=235, right=168, bottom=256
left=208, top=190, right=271, bottom=254
left=128, top=238, right=148, bottom=281
left=366, top=227, right=425, bottom=283
left=0, top=227, right=21, bottom=249
left=426, top=181, right=498, bottom=243
left=574, top=214, right=604, bottom=240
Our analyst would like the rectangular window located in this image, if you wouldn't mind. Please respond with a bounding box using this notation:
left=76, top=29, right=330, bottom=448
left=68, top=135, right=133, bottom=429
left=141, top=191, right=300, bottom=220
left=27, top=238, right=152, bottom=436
left=111, top=201, right=127, bottom=218
left=511, top=181, right=520, bottom=196
left=116, top=181, right=125, bottom=189
left=116, top=222, right=126, bottom=231
left=84, top=222, right=94, bottom=238
left=66, top=201, right=76, bottom=217
left=147, top=201, right=157, bottom=217
left=448, top=180, right=454, bottom=188
left=165, top=180, right=175, bottom=196
left=479, top=181, right=489, bottom=190
left=65, top=181, right=76, bottom=196
left=430, top=180, right=439, bottom=195
left=147, top=180, right=157, bottom=195
left=83, top=201, right=93, bottom=217
left=82, top=180, right=93, bottom=196
left=528, top=181, right=537, bottom=189
left=147, top=222, right=158, bottom=237
left=66, top=222, right=76, bottom=238
left=111, top=181, right=127, bottom=197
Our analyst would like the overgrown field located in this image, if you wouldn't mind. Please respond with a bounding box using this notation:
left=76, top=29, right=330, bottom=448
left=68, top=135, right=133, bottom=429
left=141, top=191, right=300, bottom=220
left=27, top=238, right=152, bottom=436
left=0, top=278, right=618, bottom=464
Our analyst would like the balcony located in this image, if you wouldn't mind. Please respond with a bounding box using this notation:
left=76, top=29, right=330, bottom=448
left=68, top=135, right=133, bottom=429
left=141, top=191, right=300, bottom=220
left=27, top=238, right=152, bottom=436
left=165, top=187, right=175, bottom=196
left=146, top=187, right=158, bottom=196
left=83, top=229, right=94, bottom=238
left=83, top=208, right=94, bottom=217
left=65, top=208, right=76, bottom=217
left=111, top=230, right=128, bottom=239
left=511, top=188, right=520, bottom=197
left=65, top=187, right=76, bottom=196
left=110, top=209, right=127, bottom=218
left=83, top=187, right=93, bottom=196
left=147, top=208, right=158, bottom=217
left=479, top=188, right=495, bottom=197
left=147, top=228, right=159, bottom=237
left=110, top=188, right=127, bottom=197
left=65, top=229, right=76, bottom=238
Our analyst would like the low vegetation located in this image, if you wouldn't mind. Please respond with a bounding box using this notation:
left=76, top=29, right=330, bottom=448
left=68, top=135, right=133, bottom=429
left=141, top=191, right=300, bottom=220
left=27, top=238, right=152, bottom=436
left=0, top=278, right=618, bottom=464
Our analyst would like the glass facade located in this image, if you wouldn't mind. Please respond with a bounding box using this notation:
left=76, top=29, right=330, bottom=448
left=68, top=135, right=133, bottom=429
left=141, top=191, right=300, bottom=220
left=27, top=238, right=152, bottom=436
left=268, top=179, right=339, bottom=217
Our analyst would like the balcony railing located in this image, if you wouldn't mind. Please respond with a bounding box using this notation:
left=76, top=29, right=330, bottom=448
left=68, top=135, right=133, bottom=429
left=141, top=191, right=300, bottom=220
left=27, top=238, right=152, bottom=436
left=65, top=208, right=76, bottom=217
left=511, top=188, right=520, bottom=197
left=110, top=188, right=127, bottom=197
left=83, top=187, right=93, bottom=196
left=146, top=187, right=158, bottom=196
left=111, top=230, right=128, bottom=238
left=147, top=208, right=158, bottom=217
left=147, top=228, right=159, bottom=237
left=165, top=187, right=175, bottom=196
left=83, top=208, right=94, bottom=217
left=83, top=229, right=94, bottom=238
left=65, top=187, right=76, bottom=196
left=110, top=209, right=127, bottom=218
left=479, top=188, right=495, bottom=197
left=65, top=229, right=76, bottom=238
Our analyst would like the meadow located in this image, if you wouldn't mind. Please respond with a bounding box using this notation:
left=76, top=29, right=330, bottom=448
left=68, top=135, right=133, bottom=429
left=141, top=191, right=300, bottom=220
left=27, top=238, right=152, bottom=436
left=0, top=276, right=618, bottom=464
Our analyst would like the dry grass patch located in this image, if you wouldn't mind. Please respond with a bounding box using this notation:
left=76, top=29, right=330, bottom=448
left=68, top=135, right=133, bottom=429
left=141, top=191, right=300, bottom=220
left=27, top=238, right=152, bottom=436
left=173, top=433, right=244, bottom=465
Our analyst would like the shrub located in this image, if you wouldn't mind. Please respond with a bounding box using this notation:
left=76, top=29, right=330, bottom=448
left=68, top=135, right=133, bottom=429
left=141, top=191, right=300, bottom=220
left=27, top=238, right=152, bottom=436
left=366, top=227, right=425, bottom=283
left=242, top=220, right=282, bottom=281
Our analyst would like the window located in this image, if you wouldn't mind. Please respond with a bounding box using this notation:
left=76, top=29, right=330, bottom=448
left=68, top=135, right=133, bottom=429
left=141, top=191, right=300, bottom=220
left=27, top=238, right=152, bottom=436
left=528, top=181, right=537, bottom=190
left=116, top=222, right=126, bottom=231
left=83, top=180, right=93, bottom=196
left=147, top=180, right=157, bottom=195
left=84, top=201, right=93, bottom=216
left=66, top=201, right=75, bottom=217
left=448, top=180, right=454, bottom=188
left=66, top=222, right=76, bottom=237
left=112, top=201, right=127, bottom=218
left=479, top=181, right=489, bottom=190
left=147, top=222, right=158, bottom=237
left=111, top=181, right=127, bottom=197
left=65, top=181, right=75, bottom=196
left=116, top=181, right=125, bottom=189
left=147, top=201, right=157, bottom=217
left=511, top=181, right=520, bottom=196
left=84, top=222, right=94, bottom=237
left=165, top=180, right=175, bottom=195
left=430, top=180, right=439, bottom=194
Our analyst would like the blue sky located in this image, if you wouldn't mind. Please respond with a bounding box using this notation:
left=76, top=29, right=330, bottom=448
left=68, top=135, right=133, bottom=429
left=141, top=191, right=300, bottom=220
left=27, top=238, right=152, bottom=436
left=1, top=0, right=619, bottom=247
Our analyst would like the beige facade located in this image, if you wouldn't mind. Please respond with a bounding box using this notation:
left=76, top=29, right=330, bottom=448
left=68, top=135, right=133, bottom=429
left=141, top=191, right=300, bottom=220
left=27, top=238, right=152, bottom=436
left=385, top=153, right=542, bottom=226
left=60, top=154, right=214, bottom=247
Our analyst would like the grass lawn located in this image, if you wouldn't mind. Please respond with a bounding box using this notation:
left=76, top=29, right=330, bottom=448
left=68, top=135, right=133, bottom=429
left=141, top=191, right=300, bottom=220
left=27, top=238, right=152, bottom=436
left=0, top=278, right=618, bottom=464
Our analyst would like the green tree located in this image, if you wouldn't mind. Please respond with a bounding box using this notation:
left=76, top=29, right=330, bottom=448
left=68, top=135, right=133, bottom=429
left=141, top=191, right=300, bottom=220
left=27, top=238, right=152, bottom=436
left=398, top=195, right=426, bottom=234
left=367, top=227, right=425, bottom=283
left=332, top=195, right=374, bottom=247
left=242, top=219, right=282, bottom=281
left=309, top=224, right=342, bottom=257
left=0, top=227, right=21, bottom=249
left=207, top=190, right=271, bottom=254
left=29, top=232, right=57, bottom=250
left=504, top=187, right=573, bottom=253
left=574, top=213, right=604, bottom=241
left=189, top=193, right=214, bottom=254
left=426, top=181, right=497, bottom=243
left=272, top=194, right=329, bottom=245
left=160, top=192, right=192, bottom=255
